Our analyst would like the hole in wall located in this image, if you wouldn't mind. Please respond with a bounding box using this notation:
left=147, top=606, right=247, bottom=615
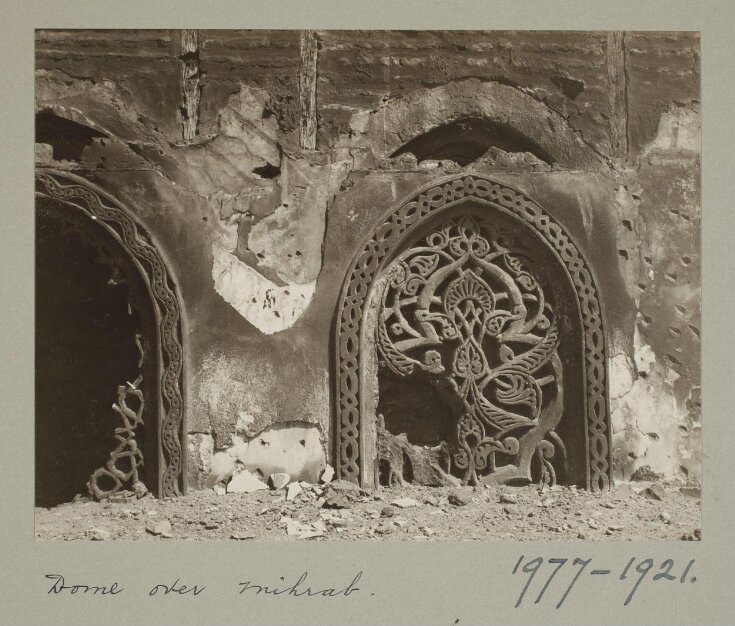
left=252, top=163, right=281, bottom=179
left=550, top=74, right=585, bottom=100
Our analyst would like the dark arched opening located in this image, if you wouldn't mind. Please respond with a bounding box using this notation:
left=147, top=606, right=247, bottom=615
left=36, top=197, right=158, bottom=506
left=390, top=117, right=554, bottom=166
left=35, top=170, right=187, bottom=503
left=35, top=110, right=107, bottom=162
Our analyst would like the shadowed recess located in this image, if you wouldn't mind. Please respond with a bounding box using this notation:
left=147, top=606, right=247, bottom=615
left=35, top=110, right=107, bottom=161
left=391, top=117, right=554, bottom=166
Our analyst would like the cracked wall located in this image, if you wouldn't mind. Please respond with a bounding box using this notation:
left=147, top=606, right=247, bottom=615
left=610, top=104, right=701, bottom=482
left=35, top=30, right=700, bottom=489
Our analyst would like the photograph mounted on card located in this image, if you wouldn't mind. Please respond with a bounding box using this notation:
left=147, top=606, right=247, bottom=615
left=33, top=28, right=701, bottom=544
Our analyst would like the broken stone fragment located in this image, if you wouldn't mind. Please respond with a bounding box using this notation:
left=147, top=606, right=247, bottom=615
left=320, top=464, right=335, bottom=483
left=207, top=452, right=237, bottom=487
left=227, top=470, right=268, bottom=494
left=269, top=473, right=291, bottom=490
left=424, top=495, right=440, bottom=506
left=285, top=518, right=324, bottom=539
left=642, top=484, right=666, bottom=501
left=286, top=482, right=303, bottom=501
left=499, top=493, right=518, bottom=504
left=630, top=465, right=664, bottom=482
left=393, top=517, right=409, bottom=528
left=380, top=506, right=395, bottom=518
left=89, top=527, right=111, bottom=541
left=213, top=484, right=227, bottom=496
left=448, top=490, right=473, bottom=506
left=391, top=497, right=420, bottom=509
left=326, top=479, right=360, bottom=494
left=329, top=518, right=349, bottom=528
left=146, top=519, right=173, bottom=538
left=323, top=493, right=351, bottom=509
left=34, top=142, right=53, bottom=164
left=680, top=485, right=701, bottom=498
left=133, top=481, right=148, bottom=499
left=231, top=532, right=256, bottom=540
left=421, top=526, right=436, bottom=537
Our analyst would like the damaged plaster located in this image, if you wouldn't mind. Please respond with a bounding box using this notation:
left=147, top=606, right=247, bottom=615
left=211, top=243, right=316, bottom=334
left=340, top=79, right=608, bottom=171
left=190, top=423, right=327, bottom=488
left=609, top=103, right=701, bottom=482
left=35, top=31, right=701, bottom=491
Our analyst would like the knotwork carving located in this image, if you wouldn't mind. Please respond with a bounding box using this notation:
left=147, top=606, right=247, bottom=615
left=36, top=170, right=186, bottom=497
left=88, top=375, right=148, bottom=500
left=335, top=174, right=611, bottom=491
left=377, top=216, right=564, bottom=486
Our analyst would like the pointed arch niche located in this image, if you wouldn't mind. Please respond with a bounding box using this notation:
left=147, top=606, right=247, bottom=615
left=334, top=174, right=612, bottom=491
left=35, top=170, right=187, bottom=500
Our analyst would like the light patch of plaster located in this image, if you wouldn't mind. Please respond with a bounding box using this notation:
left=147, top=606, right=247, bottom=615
left=217, top=86, right=281, bottom=168
left=247, top=157, right=352, bottom=284
left=208, top=451, right=237, bottom=486
left=234, top=423, right=326, bottom=483
left=633, top=319, right=657, bottom=375
left=609, top=351, right=635, bottom=401
left=641, top=105, right=701, bottom=158
left=236, top=410, right=256, bottom=433
left=206, top=424, right=326, bottom=485
left=211, top=242, right=315, bottom=334
left=187, top=433, right=214, bottom=488
left=612, top=371, right=683, bottom=474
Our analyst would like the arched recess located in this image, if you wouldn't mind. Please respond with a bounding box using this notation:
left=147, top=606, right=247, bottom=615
left=35, top=169, right=187, bottom=498
left=334, top=173, right=612, bottom=492
left=350, top=79, right=607, bottom=171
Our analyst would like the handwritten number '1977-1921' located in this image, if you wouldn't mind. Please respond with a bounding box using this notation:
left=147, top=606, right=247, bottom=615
left=512, top=556, right=696, bottom=608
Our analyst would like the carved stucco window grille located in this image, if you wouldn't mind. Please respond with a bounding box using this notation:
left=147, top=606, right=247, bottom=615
left=334, top=174, right=611, bottom=491
left=35, top=170, right=187, bottom=497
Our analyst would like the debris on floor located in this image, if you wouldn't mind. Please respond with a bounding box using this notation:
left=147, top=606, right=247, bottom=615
left=35, top=479, right=700, bottom=542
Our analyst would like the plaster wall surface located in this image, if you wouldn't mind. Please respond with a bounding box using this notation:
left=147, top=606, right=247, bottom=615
left=34, top=29, right=701, bottom=488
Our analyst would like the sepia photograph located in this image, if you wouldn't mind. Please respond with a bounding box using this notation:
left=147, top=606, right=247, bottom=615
left=33, top=28, right=701, bottom=542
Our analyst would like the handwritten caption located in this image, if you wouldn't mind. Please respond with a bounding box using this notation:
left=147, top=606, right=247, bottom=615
left=44, top=571, right=364, bottom=599
left=512, top=556, right=697, bottom=608
left=44, top=556, right=699, bottom=608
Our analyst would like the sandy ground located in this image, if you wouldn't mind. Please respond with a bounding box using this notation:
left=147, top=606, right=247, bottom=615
left=34, top=479, right=701, bottom=542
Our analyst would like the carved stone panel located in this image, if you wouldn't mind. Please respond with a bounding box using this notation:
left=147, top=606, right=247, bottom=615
left=376, top=215, right=565, bottom=486
left=335, top=174, right=611, bottom=491
left=35, top=170, right=187, bottom=497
